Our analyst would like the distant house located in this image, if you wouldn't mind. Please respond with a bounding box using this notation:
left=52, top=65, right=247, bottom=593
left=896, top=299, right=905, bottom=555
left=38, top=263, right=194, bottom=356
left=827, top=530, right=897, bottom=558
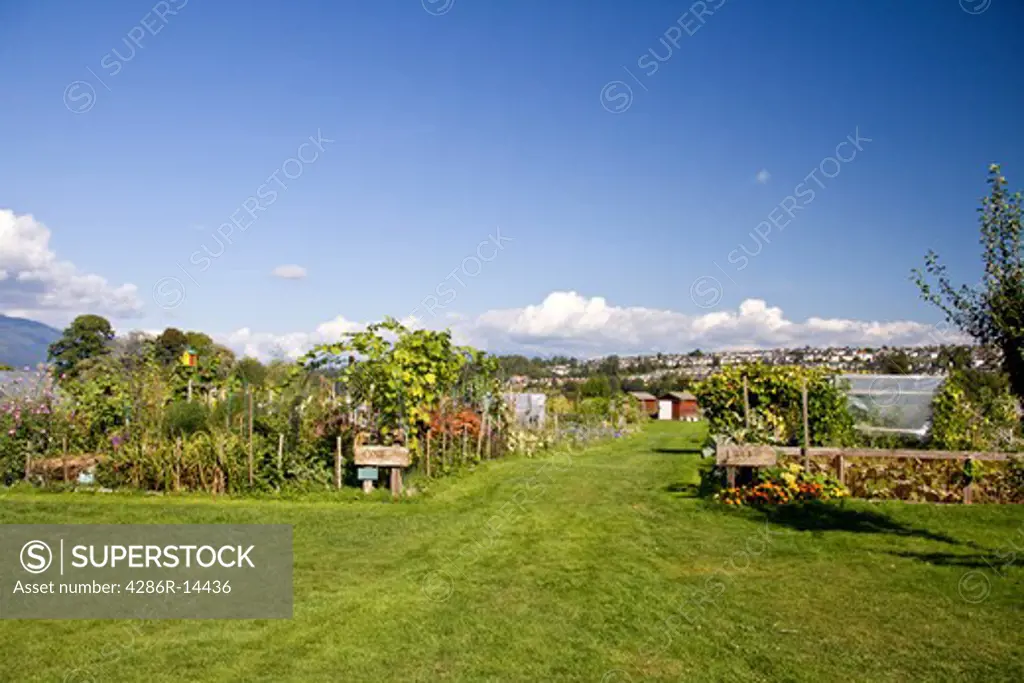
left=627, top=391, right=658, bottom=418
left=657, top=391, right=701, bottom=421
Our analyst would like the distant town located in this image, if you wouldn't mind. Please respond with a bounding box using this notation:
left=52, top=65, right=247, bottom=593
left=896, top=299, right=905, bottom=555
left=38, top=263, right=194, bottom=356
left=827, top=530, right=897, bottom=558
left=500, top=344, right=997, bottom=394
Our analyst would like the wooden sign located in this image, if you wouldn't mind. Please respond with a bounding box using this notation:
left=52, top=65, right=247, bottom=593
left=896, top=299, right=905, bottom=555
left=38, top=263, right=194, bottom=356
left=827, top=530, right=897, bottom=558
left=716, top=444, right=777, bottom=468
left=357, top=467, right=379, bottom=481
left=353, top=432, right=411, bottom=467
left=353, top=445, right=410, bottom=467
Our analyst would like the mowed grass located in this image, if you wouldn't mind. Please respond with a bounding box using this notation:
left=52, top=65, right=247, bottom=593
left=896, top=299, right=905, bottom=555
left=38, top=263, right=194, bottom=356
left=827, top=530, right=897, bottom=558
left=1, top=422, right=1022, bottom=682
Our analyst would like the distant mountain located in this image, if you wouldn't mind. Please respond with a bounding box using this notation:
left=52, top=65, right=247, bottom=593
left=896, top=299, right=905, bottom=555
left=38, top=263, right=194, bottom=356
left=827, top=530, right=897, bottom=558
left=0, top=315, right=61, bottom=369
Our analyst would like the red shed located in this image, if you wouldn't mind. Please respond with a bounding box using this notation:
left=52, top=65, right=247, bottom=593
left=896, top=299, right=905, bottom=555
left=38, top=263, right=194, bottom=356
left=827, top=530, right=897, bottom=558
left=628, top=391, right=658, bottom=418
left=658, top=391, right=701, bottom=421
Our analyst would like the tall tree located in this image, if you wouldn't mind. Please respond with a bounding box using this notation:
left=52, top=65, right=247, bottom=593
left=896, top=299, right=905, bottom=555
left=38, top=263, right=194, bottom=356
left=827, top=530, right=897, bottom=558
left=154, top=328, right=188, bottom=365
left=47, top=314, right=114, bottom=379
left=234, top=356, right=268, bottom=387
left=914, top=165, right=1024, bottom=402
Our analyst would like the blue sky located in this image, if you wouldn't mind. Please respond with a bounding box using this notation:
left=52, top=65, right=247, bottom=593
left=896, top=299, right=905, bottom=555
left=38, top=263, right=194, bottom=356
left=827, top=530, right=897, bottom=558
left=1, top=0, right=1022, bottom=357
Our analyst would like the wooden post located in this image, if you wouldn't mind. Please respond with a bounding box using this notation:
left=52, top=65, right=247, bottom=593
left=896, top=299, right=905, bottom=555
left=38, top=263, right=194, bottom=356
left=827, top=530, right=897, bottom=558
left=335, top=436, right=342, bottom=490
left=461, top=425, right=468, bottom=462
left=187, top=378, right=193, bottom=403
left=486, top=419, right=492, bottom=459
left=247, top=389, right=254, bottom=487
left=743, top=376, right=751, bottom=429
left=24, top=453, right=31, bottom=482
left=964, top=457, right=974, bottom=504
left=476, top=416, right=485, bottom=460
left=835, top=454, right=845, bottom=486
left=62, top=436, right=69, bottom=483
left=801, top=379, right=810, bottom=469
left=277, top=433, right=284, bottom=490
left=426, top=430, right=432, bottom=477
left=727, top=466, right=737, bottom=489
left=390, top=467, right=403, bottom=496
left=441, top=429, right=448, bottom=470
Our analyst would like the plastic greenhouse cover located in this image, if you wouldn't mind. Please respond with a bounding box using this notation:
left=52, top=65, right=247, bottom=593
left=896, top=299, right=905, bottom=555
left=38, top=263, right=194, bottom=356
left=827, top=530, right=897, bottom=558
left=503, top=392, right=547, bottom=428
left=835, top=374, right=946, bottom=436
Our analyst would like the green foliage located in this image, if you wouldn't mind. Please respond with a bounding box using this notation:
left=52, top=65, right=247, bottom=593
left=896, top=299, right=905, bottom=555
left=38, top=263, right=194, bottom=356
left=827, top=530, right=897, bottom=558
left=165, top=401, right=210, bottom=437
left=547, top=394, right=572, bottom=416
left=234, top=357, right=268, bottom=387
left=302, top=318, right=499, bottom=456
left=694, top=364, right=855, bottom=447
left=930, top=369, right=1021, bottom=451
left=579, top=375, right=611, bottom=398
left=48, top=314, right=114, bottom=379
left=154, top=328, right=189, bottom=365
left=914, top=164, right=1024, bottom=403
left=875, top=349, right=912, bottom=374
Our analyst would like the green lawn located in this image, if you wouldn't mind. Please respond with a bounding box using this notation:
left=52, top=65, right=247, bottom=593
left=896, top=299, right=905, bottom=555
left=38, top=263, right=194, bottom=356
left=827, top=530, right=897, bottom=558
left=1, top=422, right=1022, bottom=682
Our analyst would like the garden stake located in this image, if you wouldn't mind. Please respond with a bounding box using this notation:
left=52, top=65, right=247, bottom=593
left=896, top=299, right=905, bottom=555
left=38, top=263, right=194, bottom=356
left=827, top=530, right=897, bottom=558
left=476, top=413, right=485, bottom=460
left=801, top=379, right=810, bottom=469
left=441, top=429, right=448, bottom=470
left=277, top=433, right=284, bottom=491
left=175, top=436, right=182, bottom=491
left=248, top=388, right=254, bottom=487
left=335, top=435, right=342, bottom=490
left=743, top=376, right=750, bottom=429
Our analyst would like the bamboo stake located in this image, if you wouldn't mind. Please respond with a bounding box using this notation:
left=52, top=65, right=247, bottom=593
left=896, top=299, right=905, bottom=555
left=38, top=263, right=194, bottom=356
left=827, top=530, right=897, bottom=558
left=277, top=433, right=284, bottom=491
left=743, top=376, right=750, bottom=429
left=482, top=412, right=490, bottom=460
left=461, top=425, right=468, bottom=462
left=801, top=378, right=810, bottom=469
left=335, top=435, right=342, bottom=490
left=426, top=430, right=432, bottom=478
left=441, top=429, right=448, bottom=470
left=476, top=416, right=485, bottom=460
left=175, top=436, right=182, bottom=492
left=248, top=388, right=254, bottom=487
left=486, top=416, right=492, bottom=459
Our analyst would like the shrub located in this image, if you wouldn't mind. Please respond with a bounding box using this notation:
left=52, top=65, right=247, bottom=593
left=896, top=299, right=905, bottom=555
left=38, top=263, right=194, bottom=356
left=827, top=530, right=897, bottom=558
left=165, top=401, right=210, bottom=437
left=930, top=369, right=1021, bottom=451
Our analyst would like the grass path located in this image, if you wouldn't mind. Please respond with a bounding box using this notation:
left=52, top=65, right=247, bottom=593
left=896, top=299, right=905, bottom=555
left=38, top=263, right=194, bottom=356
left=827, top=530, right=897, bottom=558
left=0, top=422, right=1022, bottom=681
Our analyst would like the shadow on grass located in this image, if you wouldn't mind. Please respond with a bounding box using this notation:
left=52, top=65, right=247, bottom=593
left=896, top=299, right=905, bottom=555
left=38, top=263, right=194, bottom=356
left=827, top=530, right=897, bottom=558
left=745, top=501, right=965, bottom=546
left=666, top=482, right=700, bottom=497
left=887, top=550, right=1005, bottom=569
left=652, top=447, right=703, bottom=455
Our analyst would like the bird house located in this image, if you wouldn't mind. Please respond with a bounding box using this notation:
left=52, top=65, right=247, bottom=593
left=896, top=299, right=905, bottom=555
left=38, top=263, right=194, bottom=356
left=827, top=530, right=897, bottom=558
left=180, top=347, right=198, bottom=368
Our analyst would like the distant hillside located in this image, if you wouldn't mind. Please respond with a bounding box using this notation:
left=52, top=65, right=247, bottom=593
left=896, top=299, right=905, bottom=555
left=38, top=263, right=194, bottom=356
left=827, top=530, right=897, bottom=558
left=0, top=315, right=60, bottom=369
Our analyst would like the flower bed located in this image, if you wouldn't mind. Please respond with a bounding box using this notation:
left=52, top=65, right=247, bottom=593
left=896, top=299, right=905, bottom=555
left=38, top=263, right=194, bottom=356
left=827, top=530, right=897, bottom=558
left=715, top=463, right=848, bottom=506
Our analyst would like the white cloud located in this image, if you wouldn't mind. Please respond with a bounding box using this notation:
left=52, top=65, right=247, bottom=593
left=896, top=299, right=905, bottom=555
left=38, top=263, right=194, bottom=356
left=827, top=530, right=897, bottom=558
left=271, top=264, right=307, bottom=280
left=755, top=169, right=772, bottom=184
left=213, top=291, right=961, bottom=361
left=0, top=209, right=142, bottom=324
